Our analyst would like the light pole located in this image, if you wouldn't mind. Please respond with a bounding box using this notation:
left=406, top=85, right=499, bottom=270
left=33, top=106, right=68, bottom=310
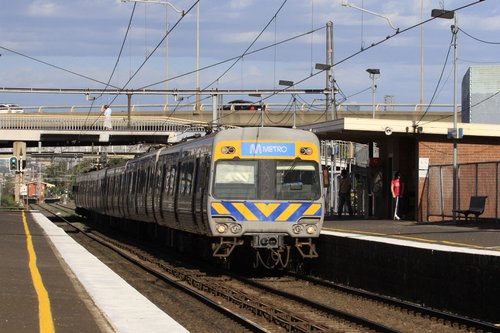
left=366, top=69, right=380, bottom=119
left=341, top=0, right=399, bottom=31
left=315, top=63, right=336, bottom=121
left=279, top=80, right=296, bottom=128
left=121, top=0, right=184, bottom=111
left=431, top=8, right=460, bottom=222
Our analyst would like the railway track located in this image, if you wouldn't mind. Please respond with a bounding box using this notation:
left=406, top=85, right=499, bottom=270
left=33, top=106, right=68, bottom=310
left=33, top=203, right=500, bottom=332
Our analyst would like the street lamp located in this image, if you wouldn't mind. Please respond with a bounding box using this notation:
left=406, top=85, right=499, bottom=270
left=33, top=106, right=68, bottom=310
left=279, top=80, right=296, bottom=129
left=431, top=8, right=461, bottom=223
left=341, top=0, right=399, bottom=31
left=121, top=0, right=184, bottom=111
left=366, top=68, right=380, bottom=119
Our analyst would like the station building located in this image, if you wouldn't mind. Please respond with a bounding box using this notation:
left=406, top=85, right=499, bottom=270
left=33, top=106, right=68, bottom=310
left=303, top=117, right=500, bottom=222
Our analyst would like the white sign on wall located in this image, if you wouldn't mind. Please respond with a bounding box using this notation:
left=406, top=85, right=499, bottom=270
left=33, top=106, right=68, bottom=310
left=419, top=158, right=429, bottom=178
left=20, top=184, right=28, bottom=196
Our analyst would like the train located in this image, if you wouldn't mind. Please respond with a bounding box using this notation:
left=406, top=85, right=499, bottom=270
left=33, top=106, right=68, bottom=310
left=74, top=127, right=324, bottom=268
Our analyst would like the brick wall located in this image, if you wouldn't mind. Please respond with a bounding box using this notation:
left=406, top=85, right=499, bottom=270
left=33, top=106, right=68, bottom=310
left=418, top=139, right=500, bottom=221
left=419, top=140, right=500, bottom=165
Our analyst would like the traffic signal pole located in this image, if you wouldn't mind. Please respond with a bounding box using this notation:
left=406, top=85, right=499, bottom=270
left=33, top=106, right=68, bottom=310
left=13, top=142, right=26, bottom=205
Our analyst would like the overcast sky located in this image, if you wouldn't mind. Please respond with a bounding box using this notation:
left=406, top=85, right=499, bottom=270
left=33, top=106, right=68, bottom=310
left=0, top=0, right=498, bottom=110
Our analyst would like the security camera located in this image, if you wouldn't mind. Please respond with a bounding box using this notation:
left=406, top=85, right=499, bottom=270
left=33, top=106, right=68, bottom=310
left=384, top=126, right=392, bottom=136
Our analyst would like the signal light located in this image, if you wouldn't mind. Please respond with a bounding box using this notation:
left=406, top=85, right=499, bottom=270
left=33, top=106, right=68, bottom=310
left=9, top=156, right=18, bottom=171
left=221, top=146, right=236, bottom=154
left=300, top=147, right=313, bottom=155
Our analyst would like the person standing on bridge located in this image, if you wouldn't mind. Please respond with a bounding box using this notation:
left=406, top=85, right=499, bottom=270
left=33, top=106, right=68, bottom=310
left=103, top=105, right=112, bottom=130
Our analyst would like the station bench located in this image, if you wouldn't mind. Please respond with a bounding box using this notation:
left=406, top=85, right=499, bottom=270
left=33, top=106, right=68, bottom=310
left=453, top=196, right=487, bottom=222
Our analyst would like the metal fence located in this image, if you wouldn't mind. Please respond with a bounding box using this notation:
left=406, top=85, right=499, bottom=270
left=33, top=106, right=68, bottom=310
left=0, top=115, right=207, bottom=133
left=425, top=162, right=499, bottom=221
left=13, top=102, right=456, bottom=114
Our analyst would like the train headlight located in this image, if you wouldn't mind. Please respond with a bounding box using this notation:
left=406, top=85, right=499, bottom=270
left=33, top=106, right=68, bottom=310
left=229, top=223, right=242, bottom=234
left=216, top=224, right=228, bottom=233
left=300, top=147, right=313, bottom=155
left=292, top=224, right=303, bottom=234
left=306, top=225, right=317, bottom=234
left=221, top=146, right=236, bottom=154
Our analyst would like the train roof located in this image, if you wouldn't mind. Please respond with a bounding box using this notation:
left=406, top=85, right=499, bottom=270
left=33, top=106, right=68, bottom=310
left=213, top=127, right=319, bottom=142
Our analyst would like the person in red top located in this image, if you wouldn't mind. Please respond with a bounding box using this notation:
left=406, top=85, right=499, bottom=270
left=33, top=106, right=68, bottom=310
left=391, top=171, right=404, bottom=220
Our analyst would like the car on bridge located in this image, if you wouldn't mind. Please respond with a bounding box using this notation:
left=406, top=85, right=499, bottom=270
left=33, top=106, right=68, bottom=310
left=222, top=100, right=265, bottom=111
left=0, top=104, right=24, bottom=113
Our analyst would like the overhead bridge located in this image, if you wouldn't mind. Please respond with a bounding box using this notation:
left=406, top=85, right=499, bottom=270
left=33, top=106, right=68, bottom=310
left=0, top=114, right=209, bottom=148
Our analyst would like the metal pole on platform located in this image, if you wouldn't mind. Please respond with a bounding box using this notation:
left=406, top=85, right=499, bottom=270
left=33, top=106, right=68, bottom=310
left=452, top=17, right=459, bottom=223
left=432, top=8, right=460, bottom=222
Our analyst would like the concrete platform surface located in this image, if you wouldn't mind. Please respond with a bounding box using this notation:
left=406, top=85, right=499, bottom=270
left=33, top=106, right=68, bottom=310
left=0, top=210, right=189, bottom=333
left=322, top=217, right=500, bottom=255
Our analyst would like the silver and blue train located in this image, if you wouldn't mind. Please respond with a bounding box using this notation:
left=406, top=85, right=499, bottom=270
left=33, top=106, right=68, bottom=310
left=74, top=127, right=324, bottom=268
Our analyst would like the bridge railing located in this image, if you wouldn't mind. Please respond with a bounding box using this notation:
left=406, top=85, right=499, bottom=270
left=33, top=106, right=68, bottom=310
left=13, top=102, right=458, bottom=114
left=0, top=115, right=207, bottom=133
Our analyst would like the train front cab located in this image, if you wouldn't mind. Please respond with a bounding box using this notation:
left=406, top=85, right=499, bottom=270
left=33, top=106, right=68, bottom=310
left=207, top=128, right=324, bottom=262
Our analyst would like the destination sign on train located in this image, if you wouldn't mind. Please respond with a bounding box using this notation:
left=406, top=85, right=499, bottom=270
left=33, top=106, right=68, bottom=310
left=241, top=142, right=295, bottom=157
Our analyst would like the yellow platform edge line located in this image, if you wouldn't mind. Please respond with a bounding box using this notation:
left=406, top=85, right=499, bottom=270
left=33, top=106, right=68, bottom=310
left=22, top=211, right=55, bottom=333
left=324, top=227, right=500, bottom=251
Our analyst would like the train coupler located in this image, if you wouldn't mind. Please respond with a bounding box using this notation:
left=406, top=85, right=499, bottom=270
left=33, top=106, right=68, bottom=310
left=212, top=237, right=244, bottom=257
left=294, top=238, right=318, bottom=258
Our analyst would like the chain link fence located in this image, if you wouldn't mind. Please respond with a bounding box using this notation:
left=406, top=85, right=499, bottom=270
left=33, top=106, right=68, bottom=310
left=424, top=162, right=499, bottom=221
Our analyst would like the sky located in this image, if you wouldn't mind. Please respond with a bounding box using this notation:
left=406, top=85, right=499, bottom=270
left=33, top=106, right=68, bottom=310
left=0, top=0, right=498, bottom=111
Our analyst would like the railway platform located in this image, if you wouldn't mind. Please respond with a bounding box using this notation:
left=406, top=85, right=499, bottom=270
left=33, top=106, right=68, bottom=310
left=322, top=217, right=500, bottom=252
left=316, top=216, right=500, bottom=323
left=0, top=210, right=188, bottom=333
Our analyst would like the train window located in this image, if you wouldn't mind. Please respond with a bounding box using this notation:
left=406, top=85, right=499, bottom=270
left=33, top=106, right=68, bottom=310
left=213, top=160, right=258, bottom=199
left=276, top=161, right=321, bottom=200
left=165, top=166, right=171, bottom=195
left=168, top=165, right=177, bottom=195
left=179, top=160, right=194, bottom=196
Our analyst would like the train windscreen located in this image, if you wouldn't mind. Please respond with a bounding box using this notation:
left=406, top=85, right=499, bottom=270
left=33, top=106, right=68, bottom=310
left=212, top=159, right=320, bottom=200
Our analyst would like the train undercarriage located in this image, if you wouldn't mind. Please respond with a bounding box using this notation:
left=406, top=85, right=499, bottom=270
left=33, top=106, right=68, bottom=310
left=79, top=210, right=319, bottom=270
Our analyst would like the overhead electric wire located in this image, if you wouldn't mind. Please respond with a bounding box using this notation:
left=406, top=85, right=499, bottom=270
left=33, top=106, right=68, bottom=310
left=137, top=26, right=325, bottom=90
left=0, top=45, right=121, bottom=90
left=81, top=3, right=138, bottom=133
left=106, top=1, right=198, bottom=108
left=333, top=1, right=485, bottom=68
left=416, top=34, right=454, bottom=126
left=2, top=0, right=487, bottom=131
left=202, top=0, right=289, bottom=92
left=137, top=25, right=325, bottom=128
left=201, top=0, right=486, bottom=128
left=459, top=27, right=500, bottom=44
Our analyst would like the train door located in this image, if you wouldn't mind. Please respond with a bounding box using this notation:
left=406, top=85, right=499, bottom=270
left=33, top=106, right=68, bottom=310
left=129, top=166, right=138, bottom=219
left=194, top=154, right=210, bottom=234
left=136, top=165, right=145, bottom=218
left=144, top=163, right=151, bottom=219
left=124, top=170, right=132, bottom=218
left=175, top=158, right=196, bottom=231
left=152, top=157, right=165, bottom=222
